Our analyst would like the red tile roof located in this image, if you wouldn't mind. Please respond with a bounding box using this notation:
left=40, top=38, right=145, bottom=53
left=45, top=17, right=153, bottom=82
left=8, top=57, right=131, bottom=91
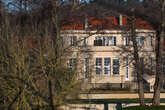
left=87, top=17, right=119, bottom=30
left=135, top=18, right=153, bottom=29
left=61, top=16, right=153, bottom=30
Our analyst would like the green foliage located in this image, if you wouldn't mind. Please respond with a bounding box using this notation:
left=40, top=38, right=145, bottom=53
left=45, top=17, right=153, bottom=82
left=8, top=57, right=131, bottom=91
left=0, top=36, right=80, bottom=109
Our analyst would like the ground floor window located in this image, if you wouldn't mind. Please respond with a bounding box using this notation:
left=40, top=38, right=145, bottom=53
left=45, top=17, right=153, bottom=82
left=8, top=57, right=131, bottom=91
left=113, top=58, right=120, bottom=75
left=104, top=58, right=111, bottom=75
left=125, top=58, right=129, bottom=80
left=162, top=58, right=165, bottom=74
left=84, top=58, right=89, bottom=78
left=95, top=57, right=120, bottom=75
left=96, top=58, right=102, bottom=75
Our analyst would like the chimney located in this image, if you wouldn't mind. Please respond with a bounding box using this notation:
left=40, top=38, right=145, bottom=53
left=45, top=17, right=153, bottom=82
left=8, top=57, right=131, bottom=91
left=85, top=15, right=88, bottom=30
left=119, top=14, right=123, bottom=26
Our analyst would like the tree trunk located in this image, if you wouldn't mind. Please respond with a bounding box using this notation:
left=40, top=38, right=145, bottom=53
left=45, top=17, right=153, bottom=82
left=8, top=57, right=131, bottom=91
left=48, top=80, right=55, bottom=110
left=138, top=78, right=145, bottom=105
left=152, top=30, right=161, bottom=106
left=152, top=0, right=165, bottom=106
left=130, top=10, right=145, bottom=106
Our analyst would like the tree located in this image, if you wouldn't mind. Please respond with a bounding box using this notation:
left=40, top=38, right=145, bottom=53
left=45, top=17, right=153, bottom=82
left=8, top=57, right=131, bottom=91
left=0, top=0, right=83, bottom=109
left=130, top=10, right=145, bottom=105
left=152, top=0, right=165, bottom=106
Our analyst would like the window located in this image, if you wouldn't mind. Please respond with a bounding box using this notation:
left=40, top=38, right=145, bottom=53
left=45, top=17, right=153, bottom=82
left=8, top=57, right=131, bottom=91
left=150, top=35, right=154, bottom=46
left=125, top=58, right=129, bottom=80
left=136, top=36, right=144, bottom=46
left=162, top=58, right=165, bottom=74
left=94, top=37, right=102, bottom=46
left=162, top=64, right=165, bottom=74
left=69, top=58, right=76, bottom=69
left=104, top=58, right=111, bottom=75
left=110, top=37, right=116, bottom=46
left=70, top=36, right=77, bottom=46
left=103, top=37, right=109, bottom=46
left=84, top=58, right=89, bottom=78
left=96, top=58, right=102, bottom=75
left=149, top=57, right=153, bottom=74
left=124, top=37, right=130, bottom=46
left=113, top=58, right=120, bottom=75
left=80, top=37, right=87, bottom=46
left=94, top=36, right=116, bottom=46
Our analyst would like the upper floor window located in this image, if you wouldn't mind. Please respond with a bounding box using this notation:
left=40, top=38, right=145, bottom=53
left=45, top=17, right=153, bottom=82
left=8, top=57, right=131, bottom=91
left=136, top=36, right=144, bottom=46
left=96, top=58, right=102, bottom=75
left=109, top=37, right=116, bottom=46
left=94, top=36, right=116, bottom=46
left=94, top=37, right=102, bottom=46
left=70, top=36, right=77, bottom=46
left=80, top=37, right=87, bottom=46
left=124, top=37, right=130, bottom=46
left=69, top=58, right=77, bottom=69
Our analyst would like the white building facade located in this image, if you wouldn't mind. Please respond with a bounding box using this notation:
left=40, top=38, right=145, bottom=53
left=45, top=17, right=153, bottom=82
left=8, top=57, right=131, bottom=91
left=61, top=16, right=156, bottom=91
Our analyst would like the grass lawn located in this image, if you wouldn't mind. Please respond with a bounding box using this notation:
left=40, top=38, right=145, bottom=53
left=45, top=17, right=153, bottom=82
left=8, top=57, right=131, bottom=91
left=122, top=106, right=165, bottom=110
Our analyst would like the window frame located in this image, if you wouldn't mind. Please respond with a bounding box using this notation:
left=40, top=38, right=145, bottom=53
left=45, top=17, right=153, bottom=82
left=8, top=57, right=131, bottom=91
left=84, top=58, right=89, bottom=78
left=125, top=58, right=129, bottom=80
left=94, top=36, right=117, bottom=46
left=124, top=37, right=130, bottom=46
left=136, top=36, right=144, bottom=46
left=80, top=37, right=87, bottom=46
left=112, top=58, right=120, bottom=75
left=96, top=58, right=102, bottom=75
left=111, top=36, right=116, bottom=46
left=162, top=58, right=165, bottom=74
left=70, top=36, right=77, bottom=46
left=69, top=58, right=77, bottom=70
left=104, top=58, right=111, bottom=75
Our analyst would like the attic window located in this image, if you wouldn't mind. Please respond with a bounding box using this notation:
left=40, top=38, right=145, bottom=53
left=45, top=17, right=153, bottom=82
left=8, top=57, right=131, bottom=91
left=143, top=24, right=146, bottom=26
left=116, top=16, right=120, bottom=25
left=88, top=23, right=93, bottom=26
